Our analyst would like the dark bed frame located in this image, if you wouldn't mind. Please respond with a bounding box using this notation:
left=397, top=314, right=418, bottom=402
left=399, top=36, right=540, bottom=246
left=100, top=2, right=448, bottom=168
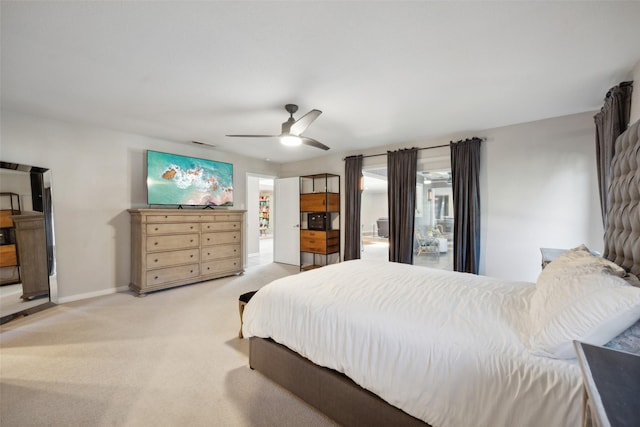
left=249, top=337, right=427, bottom=427
left=249, top=118, right=640, bottom=427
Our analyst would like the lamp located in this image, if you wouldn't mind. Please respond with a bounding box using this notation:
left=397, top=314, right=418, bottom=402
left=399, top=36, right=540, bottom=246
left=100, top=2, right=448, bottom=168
left=281, top=135, right=302, bottom=146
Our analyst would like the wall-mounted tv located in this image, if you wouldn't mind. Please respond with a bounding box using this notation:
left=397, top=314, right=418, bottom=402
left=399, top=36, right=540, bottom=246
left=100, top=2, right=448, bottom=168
left=146, top=150, right=233, bottom=207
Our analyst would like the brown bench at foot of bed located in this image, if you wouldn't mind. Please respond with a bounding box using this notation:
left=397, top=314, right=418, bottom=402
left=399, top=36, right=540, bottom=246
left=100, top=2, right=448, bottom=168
left=249, top=337, right=429, bottom=427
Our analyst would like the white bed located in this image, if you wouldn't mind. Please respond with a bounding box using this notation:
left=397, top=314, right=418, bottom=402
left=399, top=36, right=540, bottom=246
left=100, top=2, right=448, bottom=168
left=244, top=119, right=640, bottom=427
left=243, top=256, right=640, bottom=426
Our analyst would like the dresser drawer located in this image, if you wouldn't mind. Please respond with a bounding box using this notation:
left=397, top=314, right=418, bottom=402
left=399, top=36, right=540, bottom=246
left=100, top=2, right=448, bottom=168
left=0, top=244, right=17, bottom=267
left=300, top=193, right=340, bottom=212
left=300, top=239, right=339, bottom=254
left=300, top=230, right=339, bottom=254
left=201, top=244, right=240, bottom=261
left=146, top=234, right=199, bottom=252
left=147, top=215, right=202, bottom=223
left=201, top=258, right=241, bottom=275
left=209, top=214, right=243, bottom=222
left=146, top=248, right=199, bottom=269
left=300, top=230, right=339, bottom=240
left=146, top=264, right=199, bottom=287
left=202, top=231, right=240, bottom=246
left=147, top=223, right=199, bottom=234
left=201, top=221, right=241, bottom=232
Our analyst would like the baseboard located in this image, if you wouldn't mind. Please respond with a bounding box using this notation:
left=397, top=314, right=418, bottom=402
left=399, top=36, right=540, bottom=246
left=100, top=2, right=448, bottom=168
left=57, top=285, right=129, bottom=304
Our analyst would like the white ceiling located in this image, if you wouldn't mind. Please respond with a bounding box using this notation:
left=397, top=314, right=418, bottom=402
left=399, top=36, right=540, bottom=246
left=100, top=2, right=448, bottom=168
left=2, top=1, right=639, bottom=164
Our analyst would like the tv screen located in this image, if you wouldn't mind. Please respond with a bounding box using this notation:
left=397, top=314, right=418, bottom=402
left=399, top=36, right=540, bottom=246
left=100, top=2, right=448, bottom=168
left=146, top=150, right=233, bottom=207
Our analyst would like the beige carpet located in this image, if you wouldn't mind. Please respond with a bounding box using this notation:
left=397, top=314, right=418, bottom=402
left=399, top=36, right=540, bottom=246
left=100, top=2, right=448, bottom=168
left=0, top=263, right=338, bottom=427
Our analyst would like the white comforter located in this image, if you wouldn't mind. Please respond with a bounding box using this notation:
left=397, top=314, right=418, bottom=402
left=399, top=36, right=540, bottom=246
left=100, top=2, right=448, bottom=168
left=242, top=260, right=582, bottom=427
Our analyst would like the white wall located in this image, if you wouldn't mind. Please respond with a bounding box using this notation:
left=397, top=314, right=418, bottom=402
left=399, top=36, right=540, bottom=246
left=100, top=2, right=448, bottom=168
left=0, top=110, right=280, bottom=302
left=481, top=112, right=602, bottom=281
left=282, top=112, right=602, bottom=283
left=361, top=192, right=387, bottom=236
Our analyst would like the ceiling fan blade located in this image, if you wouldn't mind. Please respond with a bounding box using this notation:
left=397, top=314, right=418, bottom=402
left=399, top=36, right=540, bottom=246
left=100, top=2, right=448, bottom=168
left=226, top=134, right=278, bottom=138
left=290, top=109, right=322, bottom=136
left=301, top=137, right=330, bottom=151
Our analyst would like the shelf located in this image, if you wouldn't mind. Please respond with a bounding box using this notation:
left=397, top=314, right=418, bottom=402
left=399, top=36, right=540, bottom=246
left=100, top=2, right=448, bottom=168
left=299, top=174, right=340, bottom=271
left=259, top=192, right=271, bottom=233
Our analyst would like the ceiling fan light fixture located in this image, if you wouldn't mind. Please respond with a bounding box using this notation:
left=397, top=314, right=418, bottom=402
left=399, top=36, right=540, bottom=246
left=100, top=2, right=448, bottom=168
left=281, top=135, right=302, bottom=147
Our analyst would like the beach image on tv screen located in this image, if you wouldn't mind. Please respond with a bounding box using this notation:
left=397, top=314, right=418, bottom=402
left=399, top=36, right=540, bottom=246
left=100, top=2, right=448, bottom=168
left=147, top=151, right=233, bottom=206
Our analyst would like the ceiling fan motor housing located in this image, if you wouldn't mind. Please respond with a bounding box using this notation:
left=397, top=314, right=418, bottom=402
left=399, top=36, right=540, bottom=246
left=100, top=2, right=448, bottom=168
left=285, top=104, right=299, bottom=115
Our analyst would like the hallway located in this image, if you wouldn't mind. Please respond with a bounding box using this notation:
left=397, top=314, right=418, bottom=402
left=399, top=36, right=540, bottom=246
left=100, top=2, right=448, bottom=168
left=246, top=237, right=273, bottom=268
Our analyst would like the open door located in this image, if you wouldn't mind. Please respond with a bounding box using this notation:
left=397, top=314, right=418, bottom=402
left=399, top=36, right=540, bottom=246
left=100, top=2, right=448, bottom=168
left=273, top=177, right=300, bottom=266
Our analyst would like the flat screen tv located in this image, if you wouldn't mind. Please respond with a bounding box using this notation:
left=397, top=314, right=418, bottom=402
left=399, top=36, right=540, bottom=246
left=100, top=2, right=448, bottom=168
left=146, top=150, right=233, bottom=207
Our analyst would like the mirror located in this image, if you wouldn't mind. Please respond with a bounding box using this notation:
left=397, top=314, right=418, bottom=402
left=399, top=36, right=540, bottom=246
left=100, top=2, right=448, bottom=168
left=0, top=161, right=57, bottom=324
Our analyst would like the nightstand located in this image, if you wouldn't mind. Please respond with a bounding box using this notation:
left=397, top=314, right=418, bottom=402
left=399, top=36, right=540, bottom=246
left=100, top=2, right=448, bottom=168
left=540, top=248, right=568, bottom=269
left=573, top=341, right=640, bottom=427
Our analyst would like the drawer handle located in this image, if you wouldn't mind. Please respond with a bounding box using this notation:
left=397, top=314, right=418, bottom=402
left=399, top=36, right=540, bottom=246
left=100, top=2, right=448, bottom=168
left=190, top=226, right=194, bottom=229
left=207, top=267, right=210, bottom=270
left=207, top=252, right=211, bottom=256
left=154, top=242, right=158, bottom=246
left=207, top=238, right=210, bottom=241
left=233, top=249, right=237, bottom=253
left=190, top=254, right=194, bottom=258
left=154, top=259, right=158, bottom=263
left=191, top=239, right=194, bottom=242
left=154, top=227, right=159, bottom=231
left=190, top=270, right=193, bottom=273
left=154, top=276, right=159, bottom=280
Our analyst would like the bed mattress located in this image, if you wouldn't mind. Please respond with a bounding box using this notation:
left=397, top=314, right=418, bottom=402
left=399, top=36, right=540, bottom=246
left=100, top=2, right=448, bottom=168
left=242, top=259, right=582, bottom=427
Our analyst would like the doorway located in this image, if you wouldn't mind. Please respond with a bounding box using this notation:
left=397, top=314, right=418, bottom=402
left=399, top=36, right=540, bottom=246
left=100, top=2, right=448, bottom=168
left=246, top=174, right=275, bottom=268
left=360, top=165, right=454, bottom=271
left=360, top=168, right=389, bottom=262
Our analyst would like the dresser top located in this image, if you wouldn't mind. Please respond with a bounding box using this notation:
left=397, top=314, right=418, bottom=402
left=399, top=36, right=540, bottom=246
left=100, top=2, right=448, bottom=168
left=129, top=208, right=246, bottom=214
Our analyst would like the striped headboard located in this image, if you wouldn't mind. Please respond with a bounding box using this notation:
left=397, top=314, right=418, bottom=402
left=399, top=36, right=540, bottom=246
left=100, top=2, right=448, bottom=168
left=603, top=119, right=640, bottom=278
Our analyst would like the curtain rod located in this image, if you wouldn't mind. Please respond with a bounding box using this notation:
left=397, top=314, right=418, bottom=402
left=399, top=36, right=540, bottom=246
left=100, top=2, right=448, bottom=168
left=343, top=137, right=485, bottom=161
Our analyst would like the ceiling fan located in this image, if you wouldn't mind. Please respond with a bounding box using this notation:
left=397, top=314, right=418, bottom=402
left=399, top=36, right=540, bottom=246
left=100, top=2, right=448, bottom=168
left=226, top=104, right=330, bottom=151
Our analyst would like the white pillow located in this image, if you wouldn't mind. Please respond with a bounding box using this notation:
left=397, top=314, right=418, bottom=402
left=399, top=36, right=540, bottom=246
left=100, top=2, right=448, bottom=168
left=528, top=246, right=640, bottom=359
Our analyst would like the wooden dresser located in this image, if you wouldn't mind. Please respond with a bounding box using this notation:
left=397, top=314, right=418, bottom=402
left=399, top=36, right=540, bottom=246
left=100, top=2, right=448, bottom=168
left=129, top=209, right=245, bottom=295
left=11, top=212, right=50, bottom=300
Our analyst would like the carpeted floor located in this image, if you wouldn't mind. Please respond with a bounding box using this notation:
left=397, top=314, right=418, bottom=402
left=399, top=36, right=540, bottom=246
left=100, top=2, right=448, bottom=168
left=0, top=262, right=338, bottom=427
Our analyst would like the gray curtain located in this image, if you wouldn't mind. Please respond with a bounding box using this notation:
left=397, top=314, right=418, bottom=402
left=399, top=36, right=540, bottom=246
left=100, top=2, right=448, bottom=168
left=450, top=138, right=481, bottom=274
left=344, top=155, right=363, bottom=261
left=594, top=81, right=633, bottom=225
left=387, top=148, right=417, bottom=264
